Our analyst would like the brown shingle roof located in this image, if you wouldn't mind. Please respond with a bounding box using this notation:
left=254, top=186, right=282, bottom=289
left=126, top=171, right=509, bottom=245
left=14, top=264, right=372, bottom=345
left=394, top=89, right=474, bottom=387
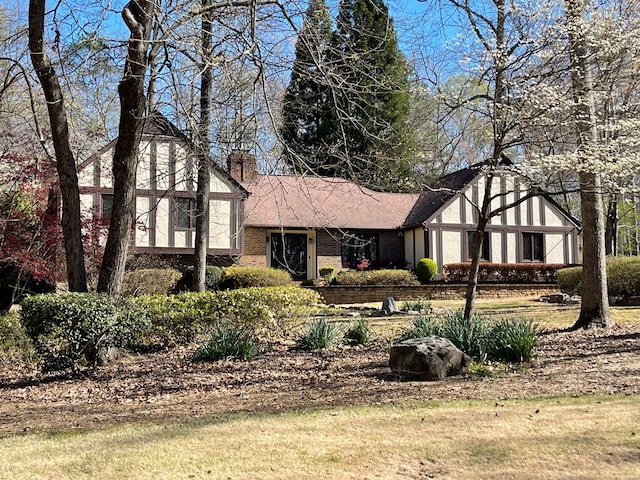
left=242, top=175, right=419, bottom=230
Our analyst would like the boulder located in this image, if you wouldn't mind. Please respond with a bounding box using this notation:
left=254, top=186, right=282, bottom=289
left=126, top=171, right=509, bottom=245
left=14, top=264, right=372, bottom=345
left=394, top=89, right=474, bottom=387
left=381, top=296, right=399, bottom=315
left=389, top=336, right=471, bottom=381
left=547, top=293, right=570, bottom=304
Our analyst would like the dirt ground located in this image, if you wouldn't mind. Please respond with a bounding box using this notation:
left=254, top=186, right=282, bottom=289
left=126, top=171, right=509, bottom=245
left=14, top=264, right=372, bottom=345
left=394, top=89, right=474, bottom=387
left=1, top=322, right=639, bottom=437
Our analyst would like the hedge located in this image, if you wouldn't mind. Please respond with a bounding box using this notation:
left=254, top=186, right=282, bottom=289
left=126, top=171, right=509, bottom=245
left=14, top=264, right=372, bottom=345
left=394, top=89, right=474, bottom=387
left=132, top=286, right=321, bottom=348
left=416, top=258, right=437, bottom=283
left=220, top=266, right=292, bottom=289
left=122, top=268, right=182, bottom=296
left=21, top=293, right=150, bottom=372
left=443, top=263, right=571, bottom=283
left=558, top=256, right=640, bottom=297
left=332, top=269, right=419, bottom=286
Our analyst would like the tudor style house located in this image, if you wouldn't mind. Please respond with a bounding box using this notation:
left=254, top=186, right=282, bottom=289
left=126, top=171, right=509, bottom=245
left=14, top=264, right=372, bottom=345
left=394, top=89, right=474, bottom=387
left=78, top=113, right=248, bottom=263
left=80, top=114, right=579, bottom=280
left=235, top=157, right=579, bottom=280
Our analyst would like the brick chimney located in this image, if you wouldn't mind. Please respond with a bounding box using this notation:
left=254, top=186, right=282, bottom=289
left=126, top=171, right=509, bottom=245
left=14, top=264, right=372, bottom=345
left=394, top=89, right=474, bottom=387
left=227, top=150, right=257, bottom=182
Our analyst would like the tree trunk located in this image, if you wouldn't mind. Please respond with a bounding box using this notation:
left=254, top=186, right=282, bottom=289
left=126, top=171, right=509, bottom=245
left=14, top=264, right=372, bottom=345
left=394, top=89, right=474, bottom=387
left=28, top=0, right=87, bottom=292
left=565, top=0, right=612, bottom=329
left=97, top=0, right=154, bottom=295
left=192, top=1, right=213, bottom=292
left=463, top=215, right=489, bottom=324
left=604, top=194, right=617, bottom=256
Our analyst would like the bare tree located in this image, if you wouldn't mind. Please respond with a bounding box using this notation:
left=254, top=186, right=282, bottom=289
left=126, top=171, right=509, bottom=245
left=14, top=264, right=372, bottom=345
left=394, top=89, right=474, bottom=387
left=97, top=0, right=156, bottom=295
left=28, top=0, right=88, bottom=292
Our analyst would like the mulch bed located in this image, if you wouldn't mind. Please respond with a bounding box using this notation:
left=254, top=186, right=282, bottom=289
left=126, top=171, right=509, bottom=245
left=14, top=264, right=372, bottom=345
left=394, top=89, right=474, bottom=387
left=1, top=323, right=639, bottom=436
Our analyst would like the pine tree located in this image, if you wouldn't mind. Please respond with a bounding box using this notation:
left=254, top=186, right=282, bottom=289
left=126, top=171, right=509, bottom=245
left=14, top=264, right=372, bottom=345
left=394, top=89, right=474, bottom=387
left=327, top=0, right=414, bottom=190
left=280, top=0, right=333, bottom=174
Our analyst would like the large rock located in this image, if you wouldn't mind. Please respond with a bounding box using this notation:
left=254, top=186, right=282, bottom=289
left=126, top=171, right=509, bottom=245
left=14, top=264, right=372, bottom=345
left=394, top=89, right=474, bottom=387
left=389, top=336, right=471, bottom=381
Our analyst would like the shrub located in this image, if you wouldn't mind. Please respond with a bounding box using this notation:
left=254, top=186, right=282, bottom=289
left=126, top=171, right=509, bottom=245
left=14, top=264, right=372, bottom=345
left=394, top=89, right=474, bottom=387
left=605, top=256, right=640, bottom=297
left=395, top=315, right=438, bottom=342
left=192, top=321, right=258, bottom=362
left=401, top=299, right=431, bottom=313
left=0, top=312, right=35, bottom=363
left=436, top=310, right=491, bottom=360
left=332, top=269, right=419, bottom=286
left=221, top=266, right=292, bottom=289
left=557, top=266, right=583, bottom=295
left=416, top=258, right=437, bottom=283
left=319, top=266, right=336, bottom=279
left=344, top=318, right=375, bottom=346
left=21, top=293, right=151, bottom=372
left=296, top=318, right=342, bottom=350
left=488, top=318, right=538, bottom=362
left=557, top=256, right=640, bottom=297
left=122, top=268, right=182, bottom=296
left=132, top=286, right=321, bottom=349
left=443, top=263, right=570, bottom=283
left=180, top=265, right=224, bottom=291
left=394, top=310, right=537, bottom=363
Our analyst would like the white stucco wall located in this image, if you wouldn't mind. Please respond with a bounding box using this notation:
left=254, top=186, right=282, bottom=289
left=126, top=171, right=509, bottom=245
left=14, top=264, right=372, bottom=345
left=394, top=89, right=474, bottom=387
left=545, top=233, right=565, bottom=263
left=441, top=197, right=461, bottom=224
left=156, top=142, right=171, bottom=190
left=156, top=198, right=170, bottom=247
left=209, top=199, right=231, bottom=249
left=544, top=204, right=564, bottom=227
left=491, top=231, right=502, bottom=263
left=507, top=232, right=517, bottom=263
left=442, top=230, right=462, bottom=265
left=135, top=196, right=150, bottom=247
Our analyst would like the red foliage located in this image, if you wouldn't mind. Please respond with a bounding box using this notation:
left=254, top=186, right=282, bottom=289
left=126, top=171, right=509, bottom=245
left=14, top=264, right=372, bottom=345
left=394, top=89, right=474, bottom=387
left=442, top=262, right=575, bottom=283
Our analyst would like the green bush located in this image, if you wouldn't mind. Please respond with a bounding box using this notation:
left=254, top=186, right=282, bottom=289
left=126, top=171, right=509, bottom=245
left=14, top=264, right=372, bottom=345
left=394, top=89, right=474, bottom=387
left=557, top=266, right=583, bottom=295
left=332, top=269, right=419, bottom=286
left=488, top=318, right=538, bottom=362
left=401, top=299, right=431, bottom=313
left=606, top=256, right=640, bottom=297
left=319, top=266, right=336, bottom=279
left=192, top=321, right=258, bottom=362
left=296, top=318, right=342, bottom=350
left=21, top=293, right=151, bottom=373
left=221, top=266, right=292, bottom=289
left=181, top=265, right=224, bottom=291
left=395, top=315, right=438, bottom=342
left=0, top=312, right=35, bottom=363
left=132, top=286, right=321, bottom=349
left=343, top=318, right=375, bottom=346
left=122, top=268, right=182, bottom=296
left=558, top=256, right=640, bottom=297
left=395, top=311, right=538, bottom=363
left=436, top=310, right=490, bottom=360
left=415, top=258, right=437, bottom=283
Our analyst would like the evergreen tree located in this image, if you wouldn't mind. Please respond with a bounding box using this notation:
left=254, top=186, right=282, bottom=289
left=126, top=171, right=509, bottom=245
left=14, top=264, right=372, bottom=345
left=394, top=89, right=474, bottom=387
left=280, top=0, right=333, bottom=174
left=327, top=0, right=414, bottom=190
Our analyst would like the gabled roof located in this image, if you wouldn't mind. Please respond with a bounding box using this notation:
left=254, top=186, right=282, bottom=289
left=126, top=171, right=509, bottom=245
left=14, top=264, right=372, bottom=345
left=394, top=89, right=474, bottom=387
left=82, top=111, right=249, bottom=197
left=402, top=164, right=482, bottom=228
left=242, top=174, right=419, bottom=230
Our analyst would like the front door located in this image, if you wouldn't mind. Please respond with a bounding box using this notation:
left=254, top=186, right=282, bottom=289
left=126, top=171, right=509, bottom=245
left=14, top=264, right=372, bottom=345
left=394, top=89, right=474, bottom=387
left=270, top=233, right=307, bottom=280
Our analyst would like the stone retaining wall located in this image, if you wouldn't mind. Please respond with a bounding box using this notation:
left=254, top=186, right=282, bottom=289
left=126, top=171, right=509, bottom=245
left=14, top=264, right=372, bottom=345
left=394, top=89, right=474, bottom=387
left=308, top=284, right=559, bottom=305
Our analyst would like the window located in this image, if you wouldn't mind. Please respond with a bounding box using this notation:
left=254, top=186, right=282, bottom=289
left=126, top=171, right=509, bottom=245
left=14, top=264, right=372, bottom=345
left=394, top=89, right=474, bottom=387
left=523, top=232, right=544, bottom=261
left=341, top=233, right=378, bottom=269
left=176, top=197, right=196, bottom=229
left=467, top=230, right=490, bottom=261
left=101, top=194, right=113, bottom=219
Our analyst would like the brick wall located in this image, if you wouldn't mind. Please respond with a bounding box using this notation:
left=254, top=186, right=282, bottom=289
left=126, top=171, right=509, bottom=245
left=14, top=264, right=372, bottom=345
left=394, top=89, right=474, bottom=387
left=316, top=229, right=342, bottom=272
left=238, top=226, right=267, bottom=267
left=309, top=284, right=558, bottom=304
